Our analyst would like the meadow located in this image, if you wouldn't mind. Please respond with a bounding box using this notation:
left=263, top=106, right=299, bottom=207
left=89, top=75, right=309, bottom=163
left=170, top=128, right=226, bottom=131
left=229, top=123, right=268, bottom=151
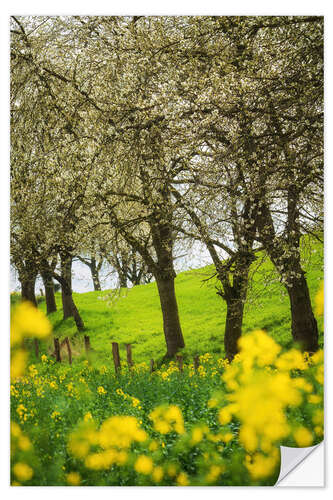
left=16, top=235, right=323, bottom=366
left=10, top=237, right=324, bottom=486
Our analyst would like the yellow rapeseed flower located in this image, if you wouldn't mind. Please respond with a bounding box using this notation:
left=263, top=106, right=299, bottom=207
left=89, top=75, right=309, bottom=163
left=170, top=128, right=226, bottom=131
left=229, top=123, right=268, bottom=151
left=152, top=466, right=164, bottom=482
left=11, top=422, right=21, bottom=438
left=294, top=427, right=313, bottom=447
left=18, top=436, right=31, bottom=451
left=275, top=349, right=307, bottom=371
left=312, top=409, right=324, bottom=426
left=11, top=349, right=28, bottom=380
left=221, top=432, right=234, bottom=443
left=51, top=411, right=61, bottom=421
left=149, top=404, right=185, bottom=434
left=11, top=302, right=52, bottom=345
left=98, top=416, right=147, bottom=449
left=308, top=394, right=321, bottom=404
left=176, top=471, right=189, bottom=486
left=66, top=472, right=81, bottom=486
left=135, top=455, right=153, bottom=475
left=149, top=440, right=159, bottom=452
left=245, top=449, right=279, bottom=480
left=208, top=398, right=218, bottom=408
left=191, top=426, right=203, bottom=445
left=239, top=425, right=258, bottom=452
left=85, top=449, right=117, bottom=470
left=13, top=462, right=33, bottom=482
left=218, top=407, right=232, bottom=425
left=206, top=465, right=223, bottom=483
left=238, top=330, right=281, bottom=368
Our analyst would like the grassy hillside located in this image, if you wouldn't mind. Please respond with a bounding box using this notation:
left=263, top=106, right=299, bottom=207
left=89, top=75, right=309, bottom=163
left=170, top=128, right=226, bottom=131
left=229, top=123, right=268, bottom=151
left=34, top=236, right=323, bottom=364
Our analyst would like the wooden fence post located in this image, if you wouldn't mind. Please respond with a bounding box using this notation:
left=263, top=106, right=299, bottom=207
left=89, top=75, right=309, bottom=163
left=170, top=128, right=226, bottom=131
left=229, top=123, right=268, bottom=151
left=34, top=338, right=39, bottom=359
left=54, top=338, right=61, bottom=362
left=112, top=342, right=121, bottom=373
left=150, top=359, right=154, bottom=373
left=84, top=335, right=91, bottom=354
left=125, top=343, right=133, bottom=368
left=194, top=355, right=199, bottom=373
left=176, top=354, right=183, bottom=372
left=64, top=337, right=72, bottom=365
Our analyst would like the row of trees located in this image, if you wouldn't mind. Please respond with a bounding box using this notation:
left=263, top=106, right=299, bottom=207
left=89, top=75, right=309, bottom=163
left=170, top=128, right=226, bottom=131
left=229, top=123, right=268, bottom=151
left=10, top=16, right=323, bottom=358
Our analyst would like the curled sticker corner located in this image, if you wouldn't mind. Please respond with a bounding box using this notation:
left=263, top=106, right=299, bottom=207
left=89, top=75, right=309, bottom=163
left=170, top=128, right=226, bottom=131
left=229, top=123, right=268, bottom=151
left=275, top=441, right=324, bottom=485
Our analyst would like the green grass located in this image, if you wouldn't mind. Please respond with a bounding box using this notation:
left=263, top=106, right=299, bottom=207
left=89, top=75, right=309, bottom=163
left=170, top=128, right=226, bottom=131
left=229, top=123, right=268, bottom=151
left=36, top=235, right=323, bottom=364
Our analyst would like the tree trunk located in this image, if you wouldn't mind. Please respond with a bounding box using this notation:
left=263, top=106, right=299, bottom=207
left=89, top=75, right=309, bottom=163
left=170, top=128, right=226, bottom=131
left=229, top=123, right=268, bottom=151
left=61, top=255, right=73, bottom=319
left=90, top=260, right=102, bottom=291
left=155, top=274, right=185, bottom=357
left=59, top=254, right=85, bottom=331
left=286, top=272, right=319, bottom=352
left=60, top=280, right=85, bottom=331
left=21, top=275, right=37, bottom=306
left=218, top=260, right=251, bottom=361
left=118, top=271, right=128, bottom=288
left=224, top=296, right=245, bottom=361
left=256, top=200, right=319, bottom=352
left=41, top=271, right=57, bottom=314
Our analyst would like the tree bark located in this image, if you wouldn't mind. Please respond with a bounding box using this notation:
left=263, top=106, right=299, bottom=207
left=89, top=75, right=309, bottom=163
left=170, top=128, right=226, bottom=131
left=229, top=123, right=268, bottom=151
left=217, top=254, right=252, bottom=361
left=90, top=258, right=102, bottom=291
left=118, top=270, right=128, bottom=288
left=58, top=253, right=85, bottom=331
left=257, top=200, right=319, bottom=352
left=155, top=273, right=185, bottom=357
left=60, top=278, right=85, bottom=331
left=286, top=270, right=319, bottom=352
left=41, top=270, right=57, bottom=314
left=224, top=295, right=245, bottom=361
left=61, top=255, right=73, bottom=319
left=21, top=274, right=37, bottom=306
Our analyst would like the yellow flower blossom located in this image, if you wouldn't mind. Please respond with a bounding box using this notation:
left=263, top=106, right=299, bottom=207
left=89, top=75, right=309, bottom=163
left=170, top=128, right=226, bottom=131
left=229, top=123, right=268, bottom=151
left=13, top=462, right=33, bottom=482
left=206, top=465, right=224, bottom=483
left=18, top=436, right=31, bottom=451
left=11, top=301, right=52, bottom=346
left=149, top=440, right=158, bottom=452
left=135, top=455, right=153, bottom=475
left=308, top=394, right=321, bottom=404
left=98, top=416, right=147, bottom=449
left=149, top=404, right=185, bottom=434
left=51, top=411, right=61, bottom=421
left=177, top=471, right=189, bottom=486
left=294, top=427, right=313, bottom=447
left=221, top=432, right=234, bottom=443
left=312, top=409, right=324, bottom=426
left=66, top=472, right=81, bottom=485
left=238, top=330, right=281, bottom=369
left=11, top=349, right=28, bottom=380
left=11, top=422, right=21, bottom=438
left=191, top=426, right=203, bottom=445
left=208, top=397, right=218, bottom=408
left=152, top=466, right=163, bottom=482
left=275, top=349, right=307, bottom=371
left=97, top=386, right=107, bottom=395
left=245, top=449, right=279, bottom=480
